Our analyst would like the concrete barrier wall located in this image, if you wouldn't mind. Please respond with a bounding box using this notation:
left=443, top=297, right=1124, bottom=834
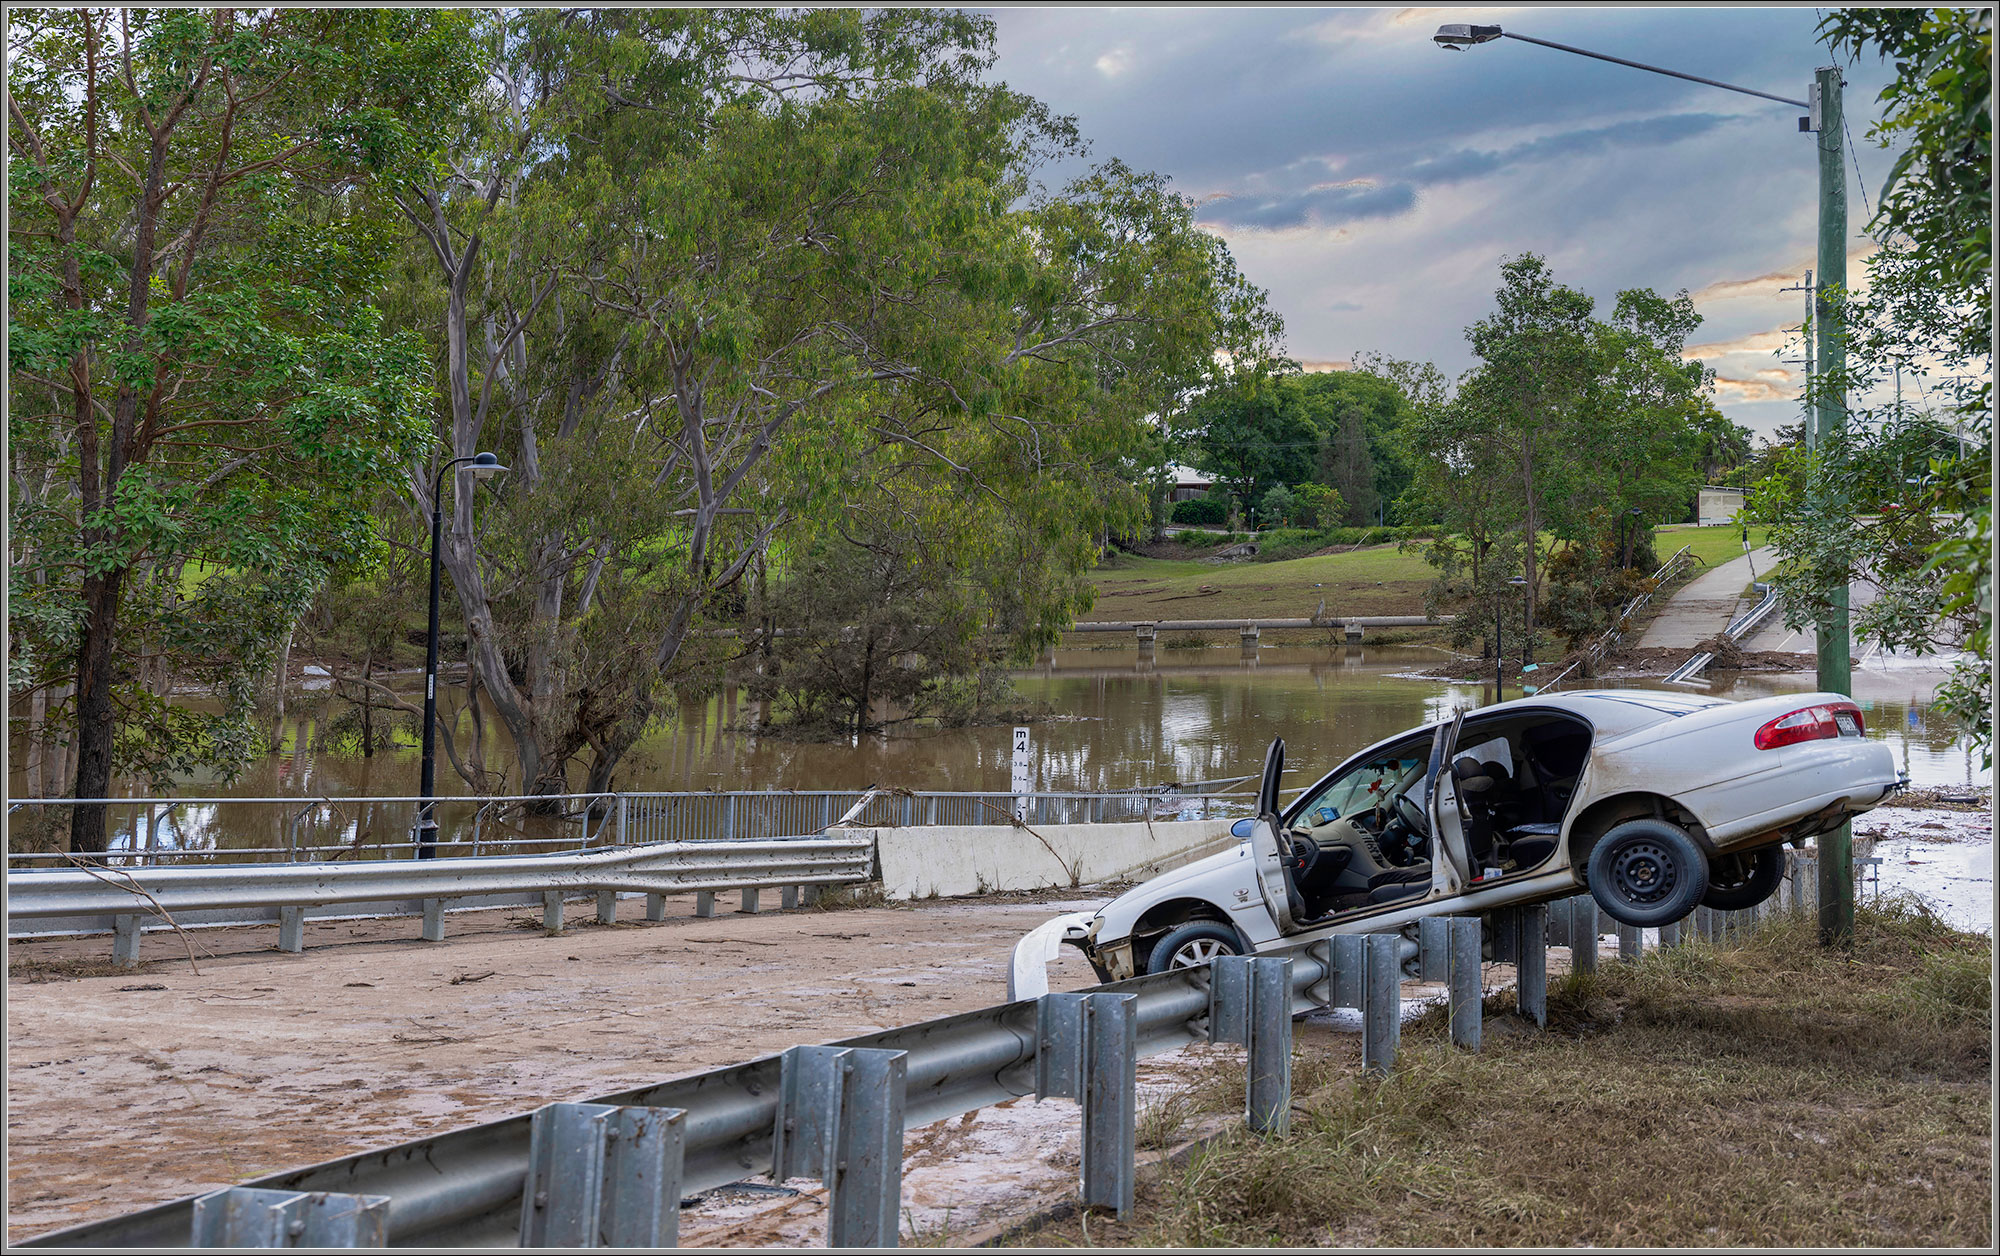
left=864, top=818, right=1237, bottom=899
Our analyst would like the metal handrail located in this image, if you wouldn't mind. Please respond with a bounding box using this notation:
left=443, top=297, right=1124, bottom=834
left=1540, top=544, right=1694, bottom=692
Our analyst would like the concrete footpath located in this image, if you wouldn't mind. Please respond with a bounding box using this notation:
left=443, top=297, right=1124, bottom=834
left=1637, top=547, right=1774, bottom=649
left=1638, top=545, right=1879, bottom=654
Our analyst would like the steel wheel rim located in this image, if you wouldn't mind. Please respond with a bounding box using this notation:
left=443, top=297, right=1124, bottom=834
left=1610, top=840, right=1676, bottom=904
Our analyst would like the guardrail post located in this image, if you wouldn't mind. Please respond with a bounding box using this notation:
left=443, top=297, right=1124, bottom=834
left=694, top=892, right=716, bottom=919
left=597, top=891, right=618, bottom=926
left=1419, top=917, right=1451, bottom=983
left=1036, top=991, right=1137, bottom=1216
left=421, top=899, right=446, bottom=943
left=1449, top=917, right=1482, bottom=1051
left=775, top=1045, right=909, bottom=1248
left=781, top=886, right=800, bottom=911
left=519, top=1102, right=687, bottom=1248
left=1362, top=933, right=1401, bottom=1073
left=1328, top=933, right=1367, bottom=1012
left=543, top=892, right=565, bottom=933
left=279, top=906, right=305, bottom=954
left=1568, top=896, right=1600, bottom=976
left=1208, top=956, right=1293, bottom=1136
left=740, top=888, right=763, bottom=915
left=1617, top=921, right=1642, bottom=960
left=1488, top=906, right=1518, bottom=966
left=1516, top=903, right=1547, bottom=1028
left=1660, top=918, right=1683, bottom=949
left=645, top=894, right=666, bottom=923
left=616, top=796, right=628, bottom=846
left=192, top=1186, right=390, bottom=1247
left=113, top=914, right=141, bottom=968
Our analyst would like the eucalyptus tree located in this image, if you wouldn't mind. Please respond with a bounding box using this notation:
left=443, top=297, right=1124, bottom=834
left=384, top=10, right=1279, bottom=797
left=7, top=7, right=477, bottom=849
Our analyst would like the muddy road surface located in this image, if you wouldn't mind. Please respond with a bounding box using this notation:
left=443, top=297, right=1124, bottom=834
left=5, top=890, right=1114, bottom=1244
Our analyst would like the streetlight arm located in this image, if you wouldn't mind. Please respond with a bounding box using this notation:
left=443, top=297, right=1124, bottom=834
left=1497, top=31, right=1809, bottom=109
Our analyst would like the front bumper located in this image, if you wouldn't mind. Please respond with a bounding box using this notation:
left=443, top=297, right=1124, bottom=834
left=1007, top=911, right=1098, bottom=1001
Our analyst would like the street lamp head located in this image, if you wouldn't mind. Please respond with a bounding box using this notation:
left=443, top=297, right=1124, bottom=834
left=1433, top=24, right=1503, bottom=50
left=1506, top=575, right=1529, bottom=588
left=1627, top=507, right=1644, bottom=515
left=468, top=451, right=509, bottom=480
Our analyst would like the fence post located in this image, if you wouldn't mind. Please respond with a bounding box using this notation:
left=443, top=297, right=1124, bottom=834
left=192, top=1187, right=391, bottom=1248
left=775, top=1045, right=909, bottom=1248
left=616, top=796, right=628, bottom=847
left=1036, top=991, right=1138, bottom=1217
left=725, top=796, right=737, bottom=841
left=1449, top=916, right=1482, bottom=1050
left=519, top=1102, right=687, bottom=1248
left=1208, top=955, right=1293, bottom=1136
left=1363, top=933, right=1401, bottom=1072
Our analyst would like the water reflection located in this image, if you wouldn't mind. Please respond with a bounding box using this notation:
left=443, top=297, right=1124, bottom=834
left=9, top=645, right=1981, bottom=858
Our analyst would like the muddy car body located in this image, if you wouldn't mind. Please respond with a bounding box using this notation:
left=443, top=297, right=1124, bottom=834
left=1012, top=689, right=1901, bottom=996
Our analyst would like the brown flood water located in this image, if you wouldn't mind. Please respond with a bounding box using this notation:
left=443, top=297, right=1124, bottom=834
left=8, top=644, right=1977, bottom=858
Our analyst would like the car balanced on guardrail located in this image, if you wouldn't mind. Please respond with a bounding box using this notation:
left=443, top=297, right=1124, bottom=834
left=1013, top=689, right=1901, bottom=997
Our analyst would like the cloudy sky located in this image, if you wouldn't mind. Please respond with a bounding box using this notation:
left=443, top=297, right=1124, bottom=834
left=982, top=5, right=1907, bottom=438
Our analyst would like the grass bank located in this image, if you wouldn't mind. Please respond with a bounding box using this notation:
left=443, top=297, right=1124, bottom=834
left=1008, top=896, right=1991, bottom=1249
left=1086, top=547, right=1434, bottom=623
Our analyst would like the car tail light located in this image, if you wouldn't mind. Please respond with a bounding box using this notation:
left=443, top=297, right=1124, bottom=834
left=1754, top=702, right=1863, bottom=750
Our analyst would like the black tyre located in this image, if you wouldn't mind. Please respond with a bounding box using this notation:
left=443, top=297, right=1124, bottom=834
left=1145, top=921, right=1244, bottom=974
left=1586, top=819, right=1709, bottom=928
left=1702, top=845, right=1785, bottom=911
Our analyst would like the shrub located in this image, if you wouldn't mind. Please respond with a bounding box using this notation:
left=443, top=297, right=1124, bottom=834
left=1172, top=529, right=1212, bottom=548
left=1170, top=497, right=1226, bottom=525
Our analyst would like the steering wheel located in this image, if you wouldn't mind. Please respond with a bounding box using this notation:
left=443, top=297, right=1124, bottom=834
left=1287, top=833, right=1321, bottom=881
left=1392, top=791, right=1430, bottom=838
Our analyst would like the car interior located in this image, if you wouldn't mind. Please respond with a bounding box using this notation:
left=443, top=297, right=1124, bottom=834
left=1281, top=711, right=1594, bottom=926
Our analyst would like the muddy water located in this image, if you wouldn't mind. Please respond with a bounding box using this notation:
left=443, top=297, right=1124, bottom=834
left=10, top=644, right=1981, bottom=856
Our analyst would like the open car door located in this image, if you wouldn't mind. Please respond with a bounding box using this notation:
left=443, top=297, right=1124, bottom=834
left=1427, top=709, right=1469, bottom=898
left=1249, top=738, right=1301, bottom=935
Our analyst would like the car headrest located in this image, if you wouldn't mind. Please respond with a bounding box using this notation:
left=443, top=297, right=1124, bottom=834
left=1451, top=756, right=1495, bottom=793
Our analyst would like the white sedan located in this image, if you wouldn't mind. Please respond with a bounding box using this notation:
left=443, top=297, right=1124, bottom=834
left=1012, top=689, right=1902, bottom=996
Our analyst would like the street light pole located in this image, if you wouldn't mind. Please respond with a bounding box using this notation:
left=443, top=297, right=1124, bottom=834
left=1432, top=22, right=1856, bottom=943
left=416, top=452, right=508, bottom=860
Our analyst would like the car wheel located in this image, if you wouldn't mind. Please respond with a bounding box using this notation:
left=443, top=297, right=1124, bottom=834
left=1586, top=819, right=1709, bottom=928
left=1145, top=921, right=1244, bottom=974
left=1701, top=846, right=1785, bottom=911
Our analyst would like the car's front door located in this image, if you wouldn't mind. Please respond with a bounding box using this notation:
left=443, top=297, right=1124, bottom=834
left=1250, top=738, right=1300, bottom=934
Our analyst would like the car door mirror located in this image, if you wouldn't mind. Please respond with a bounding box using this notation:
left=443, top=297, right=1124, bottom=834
left=1230, top=818, right=1255, bottom=839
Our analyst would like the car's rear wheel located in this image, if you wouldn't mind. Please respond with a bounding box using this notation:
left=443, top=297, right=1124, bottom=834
left=1586, top=819, right=1709, bottom=927
left=1145, top=921, right=1244, bottom=974
left=1701, top=845, right=1785, bottom=911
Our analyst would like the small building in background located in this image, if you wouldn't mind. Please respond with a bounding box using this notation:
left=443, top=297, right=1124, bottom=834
left=1696, top=485, right=1746, bottom=527
left=1166, top=463, right=1213, bottom=503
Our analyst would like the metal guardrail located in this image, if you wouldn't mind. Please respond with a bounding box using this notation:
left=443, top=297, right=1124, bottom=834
left=5, top=784, right=1252, bottom=869
left=24, top=879, right=1811, bottom=1250
left=1665, top=580, right=1781, bottom=686
left=6, top=834, right=874, bottom=964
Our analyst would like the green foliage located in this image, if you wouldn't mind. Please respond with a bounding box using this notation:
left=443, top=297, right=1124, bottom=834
left=1768, top=8, right=1993, bottom=757
left=1170, top=497, right=1226, bottom=526
left=1393, top=256, right=1713, bottom=652
left=7, top=8, right=476, bottom=818
left=1177, top=367, right=1415, bottom=522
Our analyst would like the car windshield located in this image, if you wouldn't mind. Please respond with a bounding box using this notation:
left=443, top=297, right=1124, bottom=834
left=1298, top=752, right=1424, bottom=824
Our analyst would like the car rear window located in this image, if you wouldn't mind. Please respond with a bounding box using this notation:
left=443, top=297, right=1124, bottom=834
left=1581, top=692, right=1726, bottom=717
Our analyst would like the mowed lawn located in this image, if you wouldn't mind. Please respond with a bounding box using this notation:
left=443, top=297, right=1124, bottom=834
left=1084, top=526, right=1770, bottom=624
left=1086, top=546, right=1436, bottom=622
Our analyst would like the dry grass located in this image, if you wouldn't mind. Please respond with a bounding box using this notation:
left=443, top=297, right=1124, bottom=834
left=1007, top=899, right=1991, bottom=1249
left=8, top=956, right=137, bottom=983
